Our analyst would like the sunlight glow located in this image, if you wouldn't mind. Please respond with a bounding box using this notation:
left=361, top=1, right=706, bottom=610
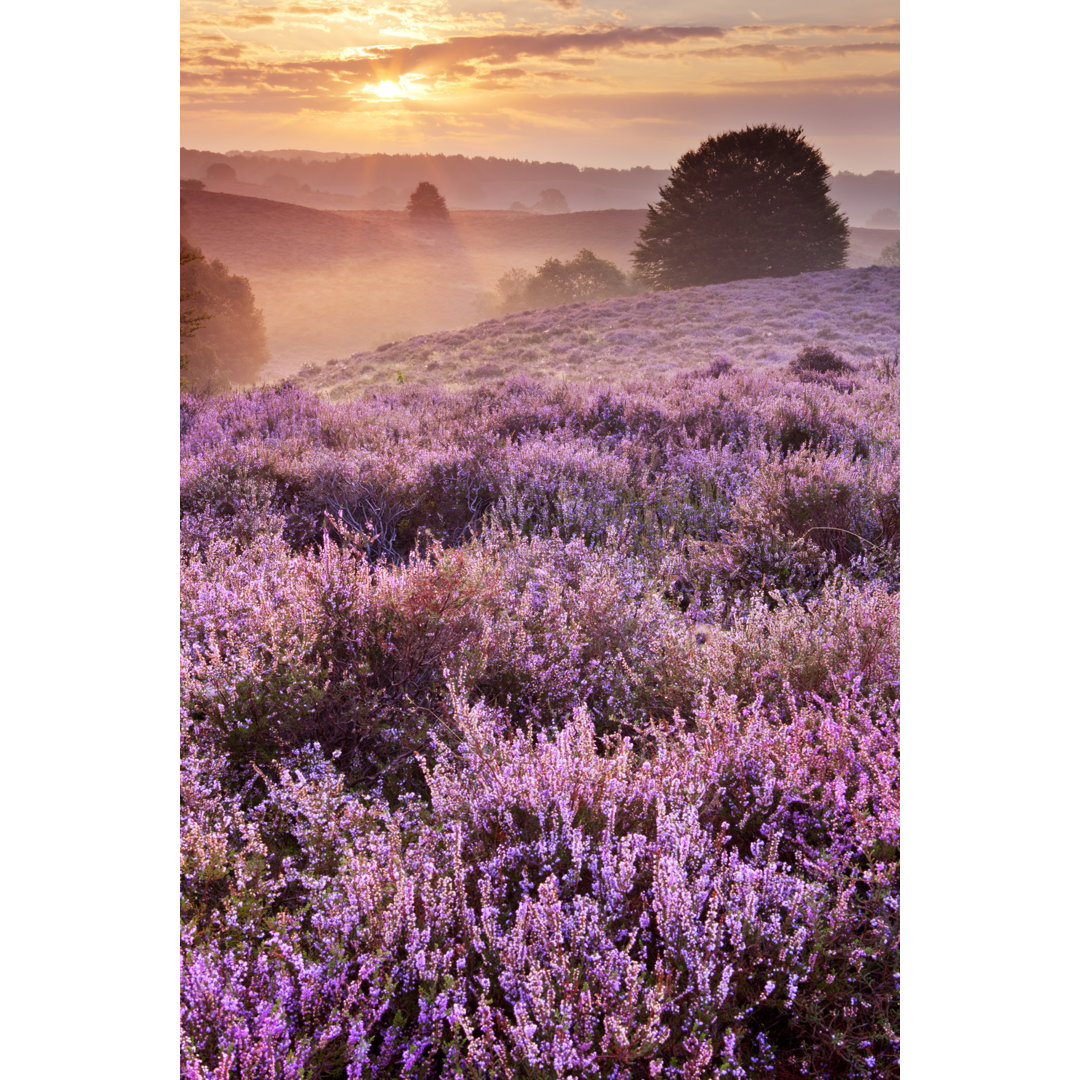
left=364, top=74, right=427, bottom=101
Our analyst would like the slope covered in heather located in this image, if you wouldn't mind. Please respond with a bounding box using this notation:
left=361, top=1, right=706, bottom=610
left=297, top=266, right=899, bottom=397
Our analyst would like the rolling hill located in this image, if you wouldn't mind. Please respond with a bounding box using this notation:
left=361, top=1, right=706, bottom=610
left=180, top=189, right=898, bottom=381
left=296, top=266, right=900, bottom=398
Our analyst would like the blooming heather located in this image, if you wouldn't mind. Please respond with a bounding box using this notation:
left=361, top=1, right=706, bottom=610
left=182, top=274, right=899, bottom=1077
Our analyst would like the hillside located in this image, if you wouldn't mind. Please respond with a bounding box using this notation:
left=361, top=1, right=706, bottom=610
left=181, top=147, right=669, bottom=212
left=181, top=189, right=899, bottom=381
left=181, top=190, right=649, bottom=378
left=296, top=266, right=899, bottom=398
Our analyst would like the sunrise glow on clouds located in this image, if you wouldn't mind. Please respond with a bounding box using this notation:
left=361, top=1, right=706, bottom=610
left=180, top=1, right=899, bottom=171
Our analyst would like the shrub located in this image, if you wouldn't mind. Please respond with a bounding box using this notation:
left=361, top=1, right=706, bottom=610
left=181, top=689, right=899, bottom=1079
left=790, top=344, right=853, bottom=375
left=724, top=448, right=899, bottom=595
left=704, top=356, right=732, bottom=377
left=180, top=347, right=900, bottom=1076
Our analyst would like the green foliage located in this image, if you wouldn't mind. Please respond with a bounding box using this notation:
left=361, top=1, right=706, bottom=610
left=497, top=249, right=631, bottom=312
left=181, top=236, right=271, bottom=392
left=406, top=181, right=450, bottom=220
left=180, top=244, right=211, bottom=353
left=633, top=124, right=850, bottom=289
left=878, top=239, right=900, bottom=266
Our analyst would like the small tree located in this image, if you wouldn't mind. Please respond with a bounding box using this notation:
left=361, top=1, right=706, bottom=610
left=534, top=188, right=569, bottom=214
left=205, top=161, right=237, bottom=184
left=633, top=124, right=849, bottom=289
left=407, top=181, right=450, bottom=220
left=878, top=240, right=900, bottom=266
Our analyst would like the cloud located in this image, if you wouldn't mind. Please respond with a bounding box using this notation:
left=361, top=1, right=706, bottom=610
left=731, top=21, right=900, bottom=38
left=183, top=11, right=277, bottom=30
left=691, top=40, right=900, bottom=64
left=495, top=83, right=899, bottom=143
left=352, top=25, right=727, bottom=78
left=182, top=23, right=729, bottom=98
left=180, top=11, right=899, bottom=172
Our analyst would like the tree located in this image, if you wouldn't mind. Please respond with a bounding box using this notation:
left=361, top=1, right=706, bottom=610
left=406, top=181, right=450, bottom=220
left=497, top=249, right=630, bottom=312
left=878, top=240, right=900, bottom=266
left=180, top=243, right=211, bottom=375
left=534, top=188, right=569, bottom=214
left=205, top=161, right=237, bottom=184
left=181, top=236, right=270, bottom=391
left=632, top=124, right=849, bottom=289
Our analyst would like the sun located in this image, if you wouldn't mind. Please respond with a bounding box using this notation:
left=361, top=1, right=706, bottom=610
left=364, top=75, right=427, bottom=101
left=372, top=80, right=404, bottom=99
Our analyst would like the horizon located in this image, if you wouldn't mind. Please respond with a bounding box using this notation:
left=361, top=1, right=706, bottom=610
left=181, top=143, right=900, bottom=178
left=181, top=2, right=899, bottom=174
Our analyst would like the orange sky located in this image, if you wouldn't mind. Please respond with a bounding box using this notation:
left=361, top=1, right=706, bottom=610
left=180, top=1, right=899, bottom=173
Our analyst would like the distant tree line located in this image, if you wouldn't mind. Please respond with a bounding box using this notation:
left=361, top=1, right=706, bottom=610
left=181, top=148, right=672, bottom=212
left=181, top=147, right=897, bottom=220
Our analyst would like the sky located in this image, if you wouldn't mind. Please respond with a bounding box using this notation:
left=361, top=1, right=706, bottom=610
left=180, top=0, right=899, bottom=173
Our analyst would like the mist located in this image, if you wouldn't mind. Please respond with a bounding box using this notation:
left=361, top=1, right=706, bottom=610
left=180, top=177, right=898, bottom=381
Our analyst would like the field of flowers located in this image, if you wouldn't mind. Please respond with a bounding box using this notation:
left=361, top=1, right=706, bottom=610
left=182, top=270, right=899, bottom=1078
left=297, top=267, right=899, bottom=395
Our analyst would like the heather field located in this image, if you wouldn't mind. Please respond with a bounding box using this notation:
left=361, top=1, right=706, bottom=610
left=181, top=267, right=899, bottom=1078
left=298, top=267, right=899, bottom=395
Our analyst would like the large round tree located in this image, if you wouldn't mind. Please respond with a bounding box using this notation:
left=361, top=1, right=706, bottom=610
left=632, top=124, right=849, bottom=289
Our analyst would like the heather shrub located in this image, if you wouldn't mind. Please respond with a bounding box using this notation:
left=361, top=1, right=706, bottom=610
left=471, top=532, right=700, bottom=730
left=181, top=689, right=898, bottom=1079
left=181, top=533, right=352, bottom=780
left=696, top=577, right=899, bottom=710
left=703, top=355, right=733, bottom=377
left=181, top=327, right=900, bottom=1077
left=870, top=350, right=900, bottom=382
left=488, top=436, right=637, bottom=546
left=264, top=443, right=496, bottom=558
left=724, top=448, right=899, bottom=595
left=182, top=535, right=501, bottom=795
left=790, top=344, right=853, bottom=376
left=488, top=383, right=575, bottom=442
left=180, top=445, right=293, bottom=552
